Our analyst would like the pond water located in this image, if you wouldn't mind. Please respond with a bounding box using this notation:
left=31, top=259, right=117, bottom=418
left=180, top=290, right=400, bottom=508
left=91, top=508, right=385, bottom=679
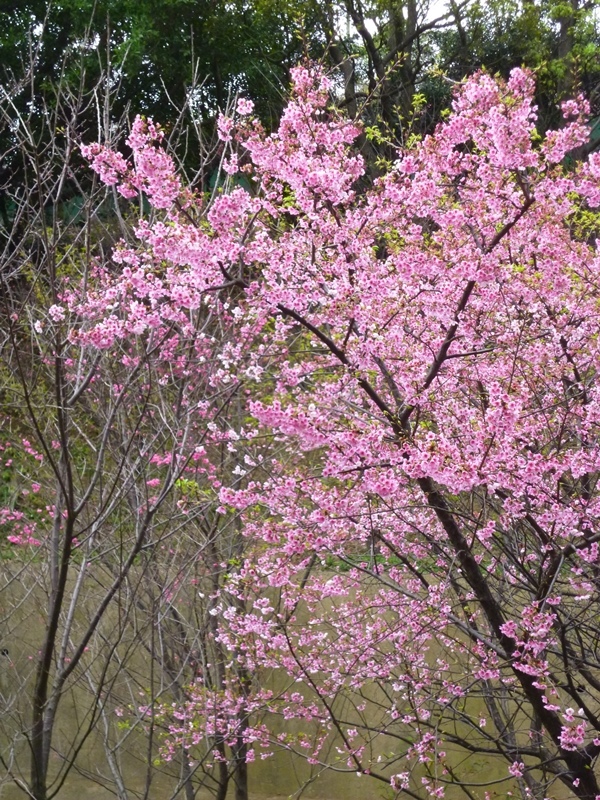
left=0, top=585, right=388, bottom=800
left=0, top=574, right=519, bottom=800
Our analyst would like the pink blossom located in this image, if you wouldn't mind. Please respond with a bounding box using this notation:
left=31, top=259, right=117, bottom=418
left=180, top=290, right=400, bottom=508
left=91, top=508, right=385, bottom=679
left=509, top=761, right=525, bottom=778
left=236, top=98, right=254, bottom=115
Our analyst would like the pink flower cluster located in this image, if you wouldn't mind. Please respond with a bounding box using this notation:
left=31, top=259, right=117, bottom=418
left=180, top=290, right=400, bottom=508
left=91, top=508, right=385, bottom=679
left=71, top=63, right=600, bottom=797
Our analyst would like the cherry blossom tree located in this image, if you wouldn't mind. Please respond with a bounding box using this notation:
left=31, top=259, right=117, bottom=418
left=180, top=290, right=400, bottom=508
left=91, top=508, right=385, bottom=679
left=41, top=61, right=600, bottom=799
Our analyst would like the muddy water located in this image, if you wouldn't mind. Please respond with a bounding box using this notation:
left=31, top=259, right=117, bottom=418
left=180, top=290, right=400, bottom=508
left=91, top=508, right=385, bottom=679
left=0, top=579, right=390, bottom=800
left=0, top=576, right=514, bottom=800
left=0, top=656, right=389, bottom=800
left=0, top=657, right=509, bottom=800
left=0, top=746, right=385, bottom=800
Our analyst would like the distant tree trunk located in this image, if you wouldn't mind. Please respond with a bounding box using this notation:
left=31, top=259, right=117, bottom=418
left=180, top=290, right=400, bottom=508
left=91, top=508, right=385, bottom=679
left=556, top=0, right=579, bottom=102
